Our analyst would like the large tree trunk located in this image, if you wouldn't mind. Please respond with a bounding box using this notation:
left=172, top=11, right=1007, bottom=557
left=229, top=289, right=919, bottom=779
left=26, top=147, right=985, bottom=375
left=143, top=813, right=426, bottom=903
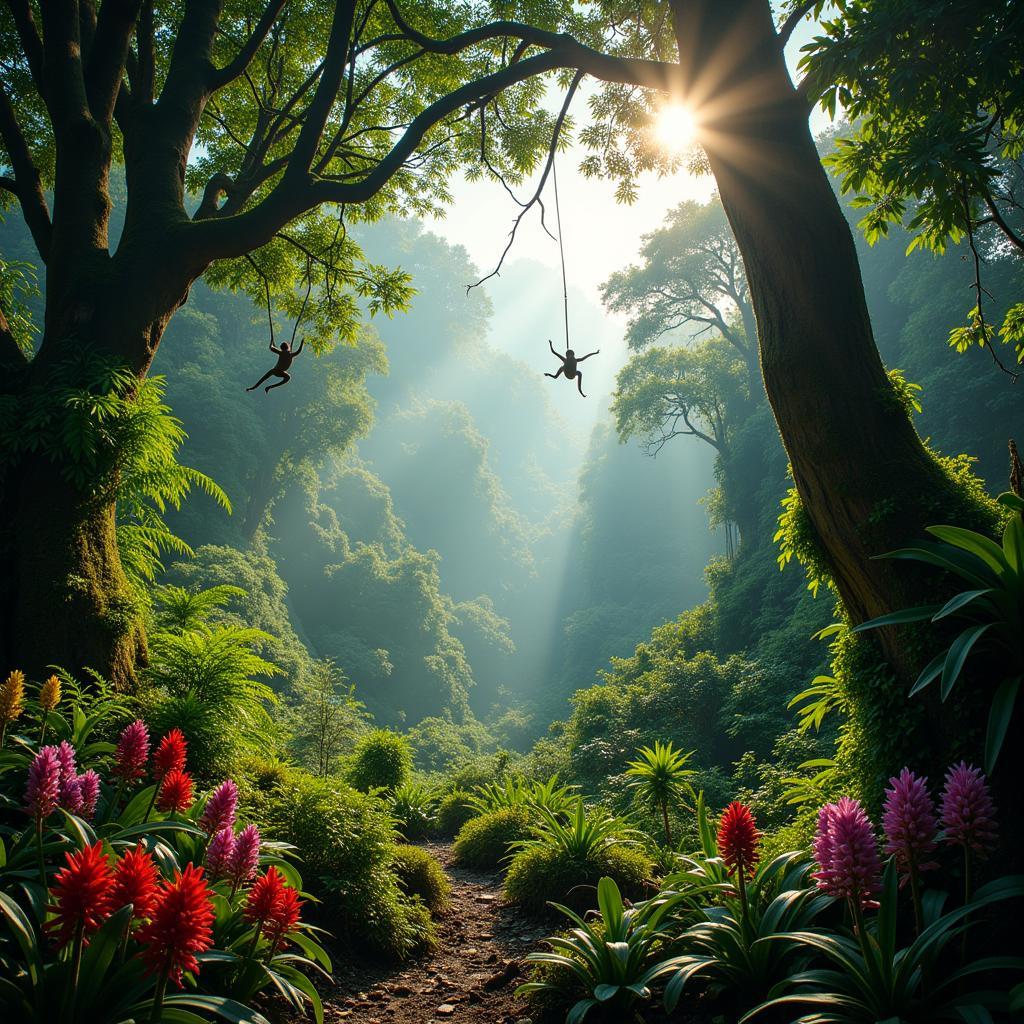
left=674, top=0, right=986, bottom=661
left=670, top=0, right=1009, bottom=804
left=1, top=248, right=194, bottom=687
left=3, top=451, right=146, bottom=690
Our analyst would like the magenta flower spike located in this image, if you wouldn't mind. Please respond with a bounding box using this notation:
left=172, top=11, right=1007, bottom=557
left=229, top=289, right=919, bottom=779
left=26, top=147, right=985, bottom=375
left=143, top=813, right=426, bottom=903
left=205, top=827, right=237, bottom=880
left=55, top=740, right=77, bottom=780
left=228, top=824, right=261, bottom=888
left=883, top=768, right=938, bottom=875
left=77, top=770, right=101, bottom=820
left=114, top=720, right=150, bottom=783
left=26, top=746, right=61, bottom=821
left=813, top=796, right=882, bottom=910
left=941, top=762, right=998, bottom=856
left=199, top=779, right=238, bottom=836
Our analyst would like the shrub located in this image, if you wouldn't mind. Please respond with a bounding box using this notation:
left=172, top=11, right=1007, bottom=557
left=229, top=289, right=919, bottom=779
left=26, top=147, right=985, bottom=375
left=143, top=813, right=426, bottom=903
left=452, top=806, right=532, bottom=869
left=390, top=845, right=451, bottom=913
left=505, top=842, right=653, bottom=915
left=144, top=692, right=236, bottom=783
left=347, top=729, right=413, bottom=792
left=434, top=788, right=475, bottom=837
left=390, top=781, right=438, bottom=840
left=259, top=771, right=434, bottom=959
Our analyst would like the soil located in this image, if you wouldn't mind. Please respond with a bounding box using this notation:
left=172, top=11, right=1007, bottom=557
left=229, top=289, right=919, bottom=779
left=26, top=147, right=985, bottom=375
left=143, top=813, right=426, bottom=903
left=316, top=843, right=548, bottom=1024
left=307, top=843, right=712, bottom=1024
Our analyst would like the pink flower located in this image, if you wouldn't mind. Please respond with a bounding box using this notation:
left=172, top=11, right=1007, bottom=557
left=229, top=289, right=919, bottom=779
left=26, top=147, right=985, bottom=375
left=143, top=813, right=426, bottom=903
left=941, top=762, right=998, bottom=856
left=53, top=740, right=83, bottom=814
left=59, top=773, right=84, bottom=815
left=26, top=746, right=61, bottom=821
left=114, top=720, right=150, bottom=783
left=77, top=770, right=101, bottom=820
left=199, top=780, right=238, bottom=835
left=813, top=797, right=882, bottom=909
left=228, top=824, right=261, bottom=887
left=55, top=740, right=77, bottom=780
left=883, top=768, right=938, bottom=876
left=205, top=828, right=236, bottom=879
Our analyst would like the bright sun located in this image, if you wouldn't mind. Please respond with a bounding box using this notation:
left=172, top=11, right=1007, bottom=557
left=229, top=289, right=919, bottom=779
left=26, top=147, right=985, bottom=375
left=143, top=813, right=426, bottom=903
left=654, top=104, right=697, bottom=151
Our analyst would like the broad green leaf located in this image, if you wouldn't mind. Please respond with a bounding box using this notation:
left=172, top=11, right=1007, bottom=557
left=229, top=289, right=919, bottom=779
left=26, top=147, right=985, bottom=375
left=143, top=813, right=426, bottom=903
left=941, top=624, right=992, bottom=700
left=985, top=676, right=1021, bottom=774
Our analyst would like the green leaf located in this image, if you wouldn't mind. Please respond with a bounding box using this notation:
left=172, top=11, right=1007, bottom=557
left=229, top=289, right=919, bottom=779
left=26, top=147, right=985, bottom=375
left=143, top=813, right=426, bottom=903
left=941, top=624, right=992, bottom=700
left=985, top=676, right=1021, bottom=774
left=932, top=589, right=994, bottom=621
left=909, top=651, right=946, bottom=698
left=853, top=605, right=940, bottom=632
left=927, top=526, right=1009, bottom=574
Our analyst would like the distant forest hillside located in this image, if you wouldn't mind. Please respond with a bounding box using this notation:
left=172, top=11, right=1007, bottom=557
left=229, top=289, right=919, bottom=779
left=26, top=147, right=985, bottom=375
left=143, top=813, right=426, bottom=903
left=0, top=167, right=1018, bottom=743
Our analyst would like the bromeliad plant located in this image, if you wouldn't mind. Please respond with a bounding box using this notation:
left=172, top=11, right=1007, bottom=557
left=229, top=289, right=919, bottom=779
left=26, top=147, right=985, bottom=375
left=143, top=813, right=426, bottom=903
left=389, top=781, right=438, bottom=841
left=661, top=801, right=834, bottom=1010
left=466, top=774, right=578, bottom=818
left=743, top=861, right=1024, bottom=1024
left=853, top=490, right=1024, bottom=772
left=517, top=875, right=702, bottom=1024
left=0, top=668, right=331, bottom=1023
left=514, top=799, right=640, bottom=862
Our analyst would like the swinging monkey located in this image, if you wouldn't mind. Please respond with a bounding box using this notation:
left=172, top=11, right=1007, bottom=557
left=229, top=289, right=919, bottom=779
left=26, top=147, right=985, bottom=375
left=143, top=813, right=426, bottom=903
left=545, top=339, right=599, bottom=397
left=247, top=336, right=305, bottom=393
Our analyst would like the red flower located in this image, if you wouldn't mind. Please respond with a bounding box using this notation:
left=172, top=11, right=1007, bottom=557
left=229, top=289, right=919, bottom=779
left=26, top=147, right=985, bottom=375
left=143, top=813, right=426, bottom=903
left=153, top=729, right=187, bottom=780
left=46, top=843, right=115, bottom=948
left=265, top=886, right=303, bottom=954
left=111, top=844, right=161, bottom=921
left=136, top=864, right=215, bottom=987
left=718, top=802, right=761, bottom=879
left=244, top=866, right=287, bottom=925
left=157, top=769, right=194, bottom=813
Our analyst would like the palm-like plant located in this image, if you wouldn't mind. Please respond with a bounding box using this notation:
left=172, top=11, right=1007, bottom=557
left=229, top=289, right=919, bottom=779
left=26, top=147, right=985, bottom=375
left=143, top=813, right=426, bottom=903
left=514, top=799, right=638, bottom=861
left=390, top=782, right=438, bottom=841
left=517, top=876, right=700, bottom=1024
left=465, top=776, right=532, bottom=815
left=625, top=742, right=696, bottom=847
left=145, top=624, right=281, bottom=759
left=467, top=774, right=578, bottom=817
left=743, top=862, right=1024, bottom=1023
left=854, top=491, right=1024, bottom=772
left=152, top=584, right=247, bottom=634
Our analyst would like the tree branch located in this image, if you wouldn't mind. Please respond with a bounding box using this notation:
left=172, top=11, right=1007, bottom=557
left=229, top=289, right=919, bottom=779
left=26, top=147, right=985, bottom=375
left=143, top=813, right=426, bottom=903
left=210, top=0, right=290, bottom=90
left=0, top=81, right=52, bottom=262
left=4, top=0, right=45, bottom=89
left=284, top=0, right=358, bottom=183
left=86, top=0, right=144, bottom=125
left=981, top=191, right=1024, bottom=255
left=777, top=0, right=816, bottom=49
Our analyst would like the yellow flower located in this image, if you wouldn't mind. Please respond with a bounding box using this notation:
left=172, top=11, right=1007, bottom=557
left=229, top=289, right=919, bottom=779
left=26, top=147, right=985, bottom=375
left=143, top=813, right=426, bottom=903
left=0, top=669, right=26, bottom=726
left=39, top=674, right=61, bottom=713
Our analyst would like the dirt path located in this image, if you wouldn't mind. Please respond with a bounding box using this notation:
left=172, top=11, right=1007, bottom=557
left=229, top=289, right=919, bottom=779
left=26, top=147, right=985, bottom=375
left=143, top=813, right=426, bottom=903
left=319, top=843, right=549, bottom=1024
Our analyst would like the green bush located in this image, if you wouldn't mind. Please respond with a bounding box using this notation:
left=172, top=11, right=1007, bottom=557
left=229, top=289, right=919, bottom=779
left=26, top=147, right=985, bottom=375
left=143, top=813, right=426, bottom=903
left=504, top=843, right=653, bottom=915
left=391, top=845, right=451, bottom=913
left=434, top=789, right=475, bottom=837
left=347, top=728, right=413, bottom=792
left=452, top=806, right=532, bottom=869
left=258, top=770, right=435, bottom=959
left=144, top=693, right=236, bottom=783
left=390, top=781, right=438, bottom=840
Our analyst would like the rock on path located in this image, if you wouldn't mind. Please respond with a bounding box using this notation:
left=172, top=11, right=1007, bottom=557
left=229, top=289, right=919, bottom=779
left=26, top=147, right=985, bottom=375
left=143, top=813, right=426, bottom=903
left=318, top=843, right=549, bottom=1024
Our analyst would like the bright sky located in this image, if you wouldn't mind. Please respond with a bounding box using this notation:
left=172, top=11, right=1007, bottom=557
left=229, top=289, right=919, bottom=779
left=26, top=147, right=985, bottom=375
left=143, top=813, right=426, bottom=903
left=426, top=14, right=830, bottom=312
